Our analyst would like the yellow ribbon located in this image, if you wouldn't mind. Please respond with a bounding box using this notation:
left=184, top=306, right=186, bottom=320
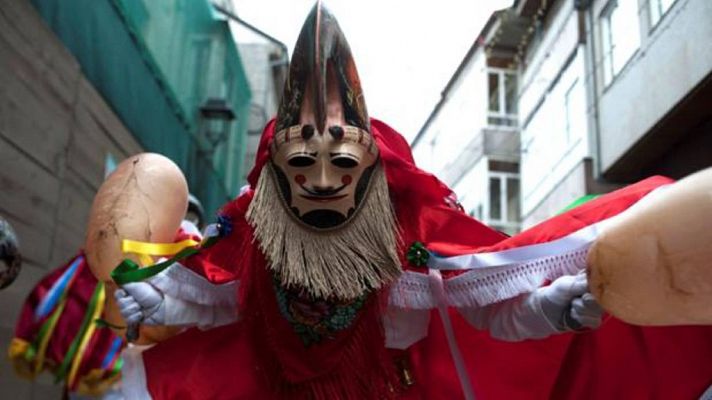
left=7, top=337, right=30, bottom=360
left=67, top=283, right=106, bottom=387
left=34, top=297, right=68, bottom=374
left=7, top=338, right=34, bottom=379
left=121, top=239, right=200, bottom=267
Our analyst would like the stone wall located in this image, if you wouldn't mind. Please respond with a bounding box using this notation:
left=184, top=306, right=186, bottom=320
left=0, top=0, right=143, bottom=397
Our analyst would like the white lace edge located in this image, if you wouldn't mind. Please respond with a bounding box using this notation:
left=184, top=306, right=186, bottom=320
left=444, top=246, right=588, bottom=307
left=389, top=247, right=587, bottom=309
left=389, top=185, right=669, bottom=308
left=149, top=263, right=238, bottom=307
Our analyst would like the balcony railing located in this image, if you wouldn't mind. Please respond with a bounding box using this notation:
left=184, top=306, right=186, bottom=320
left=438, top=126, right=520, bottom=186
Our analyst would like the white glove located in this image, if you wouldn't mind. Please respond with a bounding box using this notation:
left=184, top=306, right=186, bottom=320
left=538, top=272, right=603, bottom=331
left=114, top=282, right=166, bottom=326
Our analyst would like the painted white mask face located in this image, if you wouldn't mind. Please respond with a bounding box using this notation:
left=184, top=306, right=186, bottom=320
left=270, top=123, right=378, bottom=229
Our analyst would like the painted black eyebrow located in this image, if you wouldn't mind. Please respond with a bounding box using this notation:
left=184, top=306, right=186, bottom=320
left=329, top=152, right=359, bottom=157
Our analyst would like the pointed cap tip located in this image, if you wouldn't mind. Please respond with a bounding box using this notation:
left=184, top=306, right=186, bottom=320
left=275, top=2, right=369, bottom=134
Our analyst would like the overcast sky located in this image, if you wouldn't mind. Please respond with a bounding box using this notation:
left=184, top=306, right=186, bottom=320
left=229, top=0, right=513, bottom=142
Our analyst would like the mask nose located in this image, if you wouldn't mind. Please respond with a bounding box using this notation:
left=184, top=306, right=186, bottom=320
left=312, top=162, right=334, bottom=192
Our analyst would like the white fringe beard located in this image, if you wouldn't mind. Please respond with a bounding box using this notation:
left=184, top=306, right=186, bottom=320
left=246, top=163, right=402, bottom=301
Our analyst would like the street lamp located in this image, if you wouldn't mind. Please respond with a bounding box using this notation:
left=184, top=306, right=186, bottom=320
left=199, top=98, right=236, bottom=152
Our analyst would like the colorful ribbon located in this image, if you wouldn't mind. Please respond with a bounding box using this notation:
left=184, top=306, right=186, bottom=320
left=29, top=259, right=85, bottom=374
left=54, top=281, right=104, bottom=385
left=100, top=337, right=124, bottom=370
left=66, top=282, right=106, bottom=387
left=112, top=236, right=218, bottom=285
left=32, top=296, right=68, bottom=374
left=558, top=194, right=600, bottom=214
left=35, top=255, right=83, bottom=320
left=121, top=239, right=199, bottom=267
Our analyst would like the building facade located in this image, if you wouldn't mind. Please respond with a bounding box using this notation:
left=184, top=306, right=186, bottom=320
left=411, top=10, right=525, bottom=235
left=517, top=0, right=599, bottom=227
left=520, top=0, right=712, bottom=227
left=414, top=0, right=712, bottom=232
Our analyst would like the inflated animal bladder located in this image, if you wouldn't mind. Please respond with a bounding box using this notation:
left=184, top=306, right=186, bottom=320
left=588, top=167, right=712, bottom=326
left=85, top=153, right=188, bottom=343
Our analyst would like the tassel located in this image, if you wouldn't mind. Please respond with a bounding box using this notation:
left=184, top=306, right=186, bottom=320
left=247, top=163, right=402, bottom=301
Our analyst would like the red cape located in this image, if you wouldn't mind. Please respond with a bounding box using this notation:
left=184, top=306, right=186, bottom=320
left=140, top=119, right=712, bottom=399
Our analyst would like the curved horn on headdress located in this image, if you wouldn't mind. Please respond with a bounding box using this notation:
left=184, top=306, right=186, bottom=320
left=275, top=1, right=369, bottom=134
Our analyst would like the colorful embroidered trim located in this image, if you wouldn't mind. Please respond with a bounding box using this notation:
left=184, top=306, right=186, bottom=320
left=275, top=282, right=367, bottom=346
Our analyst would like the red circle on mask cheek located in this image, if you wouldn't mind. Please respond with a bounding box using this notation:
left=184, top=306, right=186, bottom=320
left=341, top=175, right=353, bottom=185
left=295, top=174, right=306, bottom=185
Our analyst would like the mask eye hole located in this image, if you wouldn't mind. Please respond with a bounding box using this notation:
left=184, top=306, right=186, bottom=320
left=331, top=157, right=358, bottom=169
left=288, top=155, right=316, bottom=167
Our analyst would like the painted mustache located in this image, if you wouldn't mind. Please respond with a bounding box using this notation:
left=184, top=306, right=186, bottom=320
left=299, top=183, right=347, bottom=198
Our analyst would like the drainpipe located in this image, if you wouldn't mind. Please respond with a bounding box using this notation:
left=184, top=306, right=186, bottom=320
left=576, top=0, right=603, bottom=181
left=211, top=3, right=290, bottom=67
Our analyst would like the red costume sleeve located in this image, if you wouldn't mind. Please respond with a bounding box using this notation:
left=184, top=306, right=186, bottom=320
left=179, top=192, right=255, bottom=284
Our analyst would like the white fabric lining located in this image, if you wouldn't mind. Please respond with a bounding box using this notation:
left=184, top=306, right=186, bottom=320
left=389, top=184, right=669, bottom=308
left=700, top=384, right=712, bottom=400
left=119, top=345, right=153, bottom=400
left=389, top=270, right=436, bottom=309
left=428, top=224, right=599, bottom=270
left=389, top=246, right=588, bottom=308
left=444, top=247, right=588, bottom=307
left=382, top=307, right=430, bottom=349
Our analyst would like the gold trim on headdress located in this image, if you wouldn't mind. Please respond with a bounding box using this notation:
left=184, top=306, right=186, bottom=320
left=271, top=124, right=377, bottom=156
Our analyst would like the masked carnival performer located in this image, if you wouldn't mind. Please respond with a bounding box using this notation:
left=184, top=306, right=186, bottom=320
left=115, top=3, right=712, bottom=399
left=8, top=218, right=202, bottom=399
left=9, top=252, right=124, bottom=398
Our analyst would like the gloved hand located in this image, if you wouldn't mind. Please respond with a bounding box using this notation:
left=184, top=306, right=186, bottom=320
left=114, top=282, right=165, bottom=326
left=538, top=271, right=603, bottom=331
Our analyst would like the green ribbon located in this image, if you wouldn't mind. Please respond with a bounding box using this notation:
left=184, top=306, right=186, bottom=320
left=558, top=194, right=601, bottom=214
left=407, top=241, right=430, bottom=267
left=110, top=236, right=218, bottom=285
left=54, top=282, right=104, bottom=384
left=26, top=297, right=67, bottom=365
left=111, top=357, right=123, bottom=377
left=94, top=318, right=126, bottom=330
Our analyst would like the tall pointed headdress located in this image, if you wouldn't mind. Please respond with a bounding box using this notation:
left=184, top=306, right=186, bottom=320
left=247, top=2, right=400, bottom=300
left=275, top=1, right=369, bottom=134
left=259, top=1, right=381, bottom=231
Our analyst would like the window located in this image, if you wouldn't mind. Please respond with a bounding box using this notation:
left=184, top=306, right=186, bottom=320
left=506, top=177, right=520, bottom=223
left=489, top=176, right=502, bottom=220
left=649, top=0, right=677, bottom=28
left=467, top=204, right=483, bottom=220
left=600, top=0, right=641, bottom=86
left=487, top=69, right=518, bottom=127
left=488, top=172, right=520, bottom=234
